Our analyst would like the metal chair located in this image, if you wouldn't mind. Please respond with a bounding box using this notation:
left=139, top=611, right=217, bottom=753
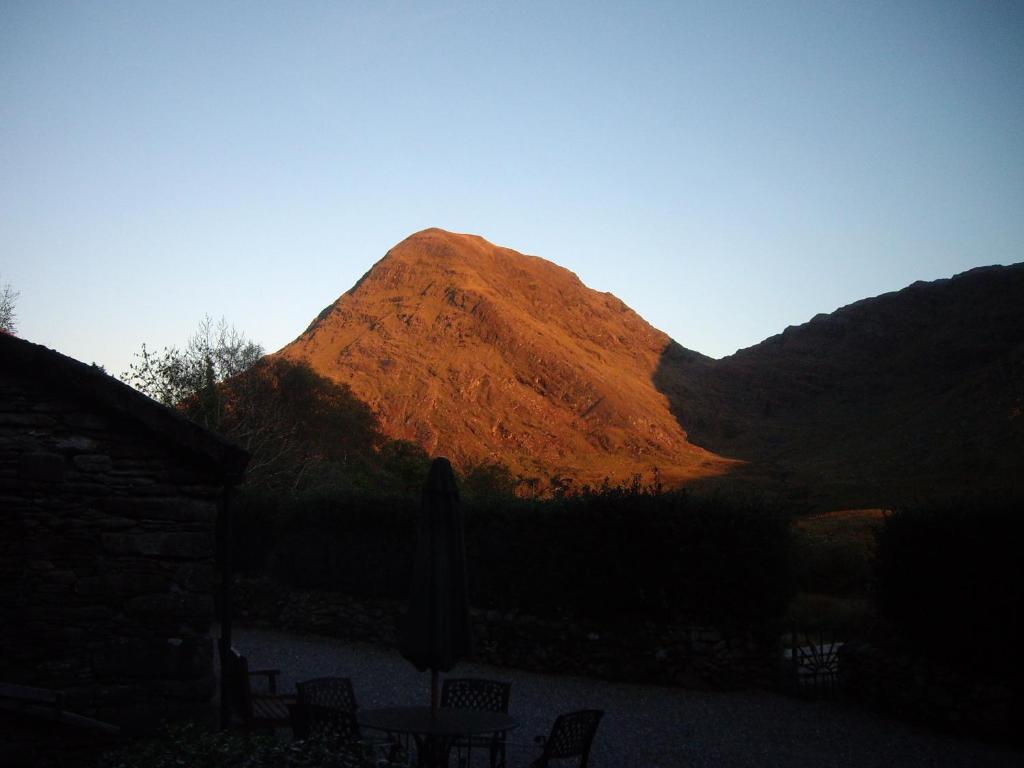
left=441, top=678, right=511, bottom=768
left=291, top=677, right=360, bottom=740
left=529, top=710, right=603, bottom=768
left=784, top=627, right=842, bottom=699
left=291, top=677, right=401, bottom=765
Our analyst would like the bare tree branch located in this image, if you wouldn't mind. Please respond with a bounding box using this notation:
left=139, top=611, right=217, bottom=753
left=0, top=278, right=19, bottom=334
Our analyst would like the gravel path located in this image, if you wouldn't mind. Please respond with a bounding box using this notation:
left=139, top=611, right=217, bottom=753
left=234, top=627, right=1020, bottom=768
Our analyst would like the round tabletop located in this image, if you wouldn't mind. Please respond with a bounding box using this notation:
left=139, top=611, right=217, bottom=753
left=358, top=706, right=517, bottom=737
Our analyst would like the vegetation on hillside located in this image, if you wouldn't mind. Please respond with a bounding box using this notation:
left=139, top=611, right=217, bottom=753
left=122, top=317, right=432, bottom=493
left=785, top=509, right=882, bottom=634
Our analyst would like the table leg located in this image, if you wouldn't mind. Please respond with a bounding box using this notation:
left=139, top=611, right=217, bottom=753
left=412, top=734, right=455, bottom=768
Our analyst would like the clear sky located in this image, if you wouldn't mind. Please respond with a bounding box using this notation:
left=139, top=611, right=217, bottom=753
left=2, top=1, right=1022, bottom=375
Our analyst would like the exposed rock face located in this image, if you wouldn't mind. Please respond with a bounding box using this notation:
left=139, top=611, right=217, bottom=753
left=278, top=228, right=735, bottom=488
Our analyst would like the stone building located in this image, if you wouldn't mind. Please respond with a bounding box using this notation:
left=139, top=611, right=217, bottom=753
left=0, top=333, right=248, bottom=729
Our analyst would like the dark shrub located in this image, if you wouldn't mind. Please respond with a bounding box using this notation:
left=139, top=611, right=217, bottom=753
left=874, top=500, right=1023, bottom=676
left=100, top=720, right=393, bottom=768
left=286, top=490, right=416, bottom=597
left=793, top=536, right=874, bottom=597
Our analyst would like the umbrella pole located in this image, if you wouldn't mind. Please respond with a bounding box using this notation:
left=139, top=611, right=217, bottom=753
left=431, top=668, right=439, bottom=716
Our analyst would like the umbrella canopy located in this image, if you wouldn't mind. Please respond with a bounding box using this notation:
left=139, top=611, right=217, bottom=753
left=399, top=457, right=473, bottom=707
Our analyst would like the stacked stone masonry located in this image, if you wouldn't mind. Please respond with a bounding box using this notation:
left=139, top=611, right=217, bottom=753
left=0, top=373, right=225, bottom=729
left=234, top=577, right=779, bottom=690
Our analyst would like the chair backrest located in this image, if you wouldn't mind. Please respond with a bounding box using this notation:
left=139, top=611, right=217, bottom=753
left=440, top=678, right=511, bottom=713
left=537, top=710, right=604, bottom=767
left=297, top=677, right=359, bottom=712
left=221, top=645, right=254, bottom=723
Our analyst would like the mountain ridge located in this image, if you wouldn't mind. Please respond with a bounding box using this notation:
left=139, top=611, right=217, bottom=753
left=278, top=228, right=736, bottom=490
left=277, top=228, right=1024, bottom=506
left=655, top=259, right=1024, bottom=506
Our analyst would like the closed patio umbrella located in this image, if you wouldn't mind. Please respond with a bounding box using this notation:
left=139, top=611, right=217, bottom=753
left=399, top=457, right=473, bottom=714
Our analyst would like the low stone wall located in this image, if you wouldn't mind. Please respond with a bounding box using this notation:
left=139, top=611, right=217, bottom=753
left=233, top=577, right=779, bottom=689
left=840, top=640, right=1022, bottom=742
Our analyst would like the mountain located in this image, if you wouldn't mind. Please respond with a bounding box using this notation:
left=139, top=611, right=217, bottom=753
left=655, top=263, right=1024, bottom=507
left=278, top=228, right=1024, bottom=507
left=277, top=228, right=736, bottom=490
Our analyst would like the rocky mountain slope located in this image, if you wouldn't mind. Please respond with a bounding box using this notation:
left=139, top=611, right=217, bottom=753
left=655, top=263, right=1024, bottom=506
left=278, top=228, right=736, bottom=489
left=278, top=228, right=1024, bottom=507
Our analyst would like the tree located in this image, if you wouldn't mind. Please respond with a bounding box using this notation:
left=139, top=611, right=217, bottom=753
left=378, top=439, right=432, bottom=494
left=0, top=278, right=18, bottom=334
left=220, top=356, right=380, bottom=489
left=462, top=460, right=519, bottom=502
left=123, top=316, right=382, bottom=490
left=124, top=316, right=263, bottom=430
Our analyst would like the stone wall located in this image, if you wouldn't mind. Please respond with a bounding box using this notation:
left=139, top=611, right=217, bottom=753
left=0, top=372, right=224, bottom=729
left=234, top=577, right=779, bottom=689
left=840, top=640, right=1023, bottom=743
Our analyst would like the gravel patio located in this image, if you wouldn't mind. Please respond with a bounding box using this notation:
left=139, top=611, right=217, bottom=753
left=232, top=627, right=1020, bottom=768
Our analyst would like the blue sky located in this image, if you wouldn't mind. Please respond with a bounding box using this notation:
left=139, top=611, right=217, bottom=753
left=2, top=1, right=1022, bottom=375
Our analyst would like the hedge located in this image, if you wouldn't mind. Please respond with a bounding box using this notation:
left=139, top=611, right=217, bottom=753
left=231, top=485, right=795, bottom=633
left=874, top=499, right=1023, bottom=677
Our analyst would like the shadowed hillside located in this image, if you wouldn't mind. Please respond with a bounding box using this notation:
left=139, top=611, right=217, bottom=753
left=654, top=264, right=1024, bottom=508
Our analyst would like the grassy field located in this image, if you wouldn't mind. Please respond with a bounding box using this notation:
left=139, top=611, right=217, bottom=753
left=787, top=508, right=887, bottom=635
left=793, top=508, right=887, bottom=548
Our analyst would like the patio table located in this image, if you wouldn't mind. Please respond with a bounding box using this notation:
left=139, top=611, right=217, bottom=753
left=358, top=706, right=517, bottom=768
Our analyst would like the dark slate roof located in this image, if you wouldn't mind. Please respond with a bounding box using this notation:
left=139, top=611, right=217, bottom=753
left=1, top=333, right=250, bottom=483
